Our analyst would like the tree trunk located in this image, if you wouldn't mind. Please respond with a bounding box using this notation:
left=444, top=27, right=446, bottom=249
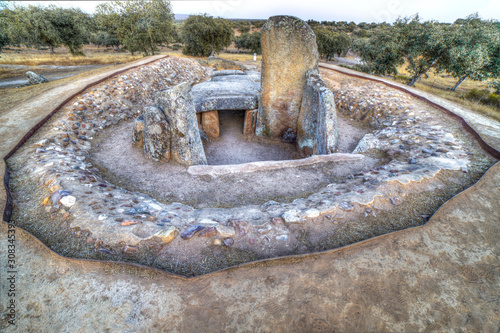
left=50, top=45, right=54, bottom=54
left=408, top=57, right=439, bottom=87
left=451, top=74, right=469, bottom=91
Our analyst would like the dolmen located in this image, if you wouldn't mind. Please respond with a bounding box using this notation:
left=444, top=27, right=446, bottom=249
left=191, top=70, right=261, bottom=139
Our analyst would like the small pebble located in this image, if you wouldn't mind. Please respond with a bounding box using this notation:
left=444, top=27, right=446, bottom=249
left=121, top=220, right=141, bottom=226
left=275, top=235, right=289, bottom=242
left=198, top=227, right=217, bottom=237
left=123, top=245, right=138, bottom=255
left=223, top=238, right=234, bottom=246
left=181, top=225, right=204, bottom=240
left=271, top=217, right=285, bottom=225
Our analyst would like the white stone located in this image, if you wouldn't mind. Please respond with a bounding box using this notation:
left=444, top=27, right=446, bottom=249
left=276, top=235, right=289, bottom=241
left=304, top=209, right=320, bottom=218
left=282, top=210, right=302, bottom=223
left=216, top=225, right=235, bottom=238
left=148, top=203, right=163, bottom=211
left=60, top=195, right=76, bottom=207
left=198, top=219, right=219, bottom=226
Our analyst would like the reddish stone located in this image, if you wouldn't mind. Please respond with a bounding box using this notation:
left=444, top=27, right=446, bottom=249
left=201, top=111, right=220, bottom=139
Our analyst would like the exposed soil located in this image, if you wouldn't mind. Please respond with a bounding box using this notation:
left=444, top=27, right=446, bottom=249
left=90, top=111, right=374, bottom=208
left=204, top=110, right=299, bottom=165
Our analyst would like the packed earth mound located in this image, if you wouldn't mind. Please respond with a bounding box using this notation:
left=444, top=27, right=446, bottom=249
left=6, top=57, right=497, bottom=276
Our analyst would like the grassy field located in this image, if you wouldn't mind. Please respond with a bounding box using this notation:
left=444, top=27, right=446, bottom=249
left=2, top=45, right=496, bottom=121
left=1, top=44, right=261, bottom=66
left=393, top=68, right=500, bottom=121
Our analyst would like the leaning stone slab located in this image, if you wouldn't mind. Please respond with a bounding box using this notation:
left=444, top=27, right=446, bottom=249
left=155, top=82, right=207, bottom=166
left=132, top=115, right=145, bottom=146
left=191, top=81, right=260, bottom=112
left=187, top=153, right=364, bottom=177
left=297, top=70, right=338, bottom=156
left=256, top=16, right=319, bottom=139
left=141, top=106, right=171, bottom=160
left=243, top=109, right=258, bottom=135
left=211, top=70, right=246, bottom=77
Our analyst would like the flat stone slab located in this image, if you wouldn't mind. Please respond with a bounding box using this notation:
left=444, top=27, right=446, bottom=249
left=246, top=71, right=261, bottom=82
left=211, top=75, right=253, bottom=82
left=187, top=153, right=364, bottom=176
left=211, top=70, right=245, bottom=77
left=191, top=81, right=261, bottom=112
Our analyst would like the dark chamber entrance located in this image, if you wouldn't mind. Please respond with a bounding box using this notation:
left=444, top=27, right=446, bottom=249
left=203, top=110, right=299, bottom=165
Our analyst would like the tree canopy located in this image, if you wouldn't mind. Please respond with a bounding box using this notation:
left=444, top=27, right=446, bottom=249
left=313, top=28, right=351, bottom=62
left=234, top=32, right=261, bottom=54
left=352, top=13, right=500, bottom=90
left=180, top=14, right=234, bottom=57
left=0, top=3, right=90, bottom=55
left=95, top=0, right=174, bottom=56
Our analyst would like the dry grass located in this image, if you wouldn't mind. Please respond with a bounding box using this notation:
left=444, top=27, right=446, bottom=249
left=0, top=53, right=143, bottom=66
left=414, top=83, right=500, bottom=121
left=395, top=66, right=500, bottom=121
left=160, top=49, right=262, bottom=62
left=215, top=53, right=262, bottom=62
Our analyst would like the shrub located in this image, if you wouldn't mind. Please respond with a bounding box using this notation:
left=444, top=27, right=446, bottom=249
left=394, top=74, right=411, bottom=84
left=466, top=89, right=490, bottom=101
left=486, top=93, right=500, bottom=108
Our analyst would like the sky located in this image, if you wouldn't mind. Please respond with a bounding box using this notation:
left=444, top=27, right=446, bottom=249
left=13, top=0, right=500, bottom=23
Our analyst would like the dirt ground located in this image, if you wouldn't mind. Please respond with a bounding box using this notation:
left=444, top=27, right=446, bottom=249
left=90, top=110, right=372, bottom=208
left=0, top=60, right=499, bottom=332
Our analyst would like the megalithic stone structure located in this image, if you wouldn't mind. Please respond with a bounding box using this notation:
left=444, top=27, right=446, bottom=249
left=256, top=15, right=338, bottom=157
left=256, top=15, right=320, bottom=141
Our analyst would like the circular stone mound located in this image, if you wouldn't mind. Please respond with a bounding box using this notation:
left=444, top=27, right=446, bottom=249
left=6, top=57, right=497, bottom=276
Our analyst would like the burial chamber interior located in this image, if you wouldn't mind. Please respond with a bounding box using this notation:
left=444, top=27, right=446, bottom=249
left=201, top=110, right=299, bottom=165
left=5, top=56, right=498, bottom=277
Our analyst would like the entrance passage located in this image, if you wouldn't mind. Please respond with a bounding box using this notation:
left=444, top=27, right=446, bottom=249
left=203, top=110, right=299, bottom=165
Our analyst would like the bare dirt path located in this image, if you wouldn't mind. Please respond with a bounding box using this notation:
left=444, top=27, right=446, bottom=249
left=1, top=60, right=499, bottom=332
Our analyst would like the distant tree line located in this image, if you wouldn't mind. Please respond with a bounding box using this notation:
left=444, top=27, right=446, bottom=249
left=352, top=14, right=500, bottom=90
left=2, top=1, right=499, bottom=92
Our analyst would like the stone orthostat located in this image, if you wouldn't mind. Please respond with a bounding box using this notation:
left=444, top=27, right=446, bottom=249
left=134, top=82, right=207, bottom=166
left=256, top=15, right=320, bottom=139
left=256, top=15, right=338, bottom=156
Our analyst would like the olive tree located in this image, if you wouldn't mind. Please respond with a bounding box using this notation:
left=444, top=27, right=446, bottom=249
left=96, top=0, right=174, bottom=56
left=181, top=14, right=233, bottom=57
left=438, top=14, right=500, bottom=91
left=234, top=32, right=261, bottom=54
left=0, top=3, right=92, bottom=55
left=314, top=28, right=351, bottom=62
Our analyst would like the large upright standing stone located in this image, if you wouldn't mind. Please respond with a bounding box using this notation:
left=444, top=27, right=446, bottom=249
left=154, top=82, right=207, bottom=166
left=256, top=16, right=320, bottom=140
